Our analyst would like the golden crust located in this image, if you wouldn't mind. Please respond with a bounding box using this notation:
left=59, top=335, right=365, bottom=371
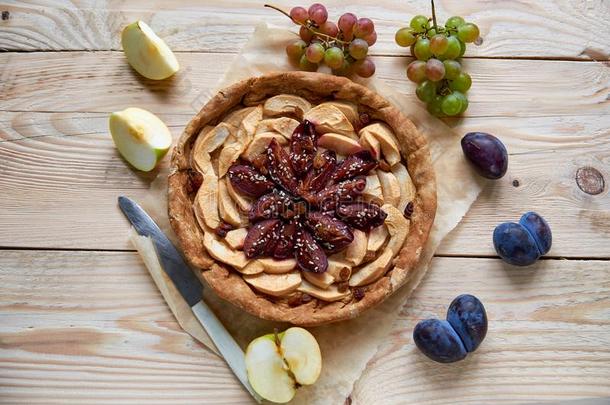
left=169, top=72, right=437, bottom=326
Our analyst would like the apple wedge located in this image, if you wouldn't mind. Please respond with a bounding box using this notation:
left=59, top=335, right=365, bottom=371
left=367, top=224, right=389, bottom=254
left=223, top=106, right=255, bottom=128
left=298, top=280, right=350, bottom=302
left=225, top=176, right=252, bottom=211
left=245, top=327, right=321, bottom=403
left=239, top=260, right=265, bottom=275
left=203, top=232, right=250, bottom=269
left=349, top=249, right=393, bottom=287
left=359, top=123, right=401, bottom=166
left=256, top=117, right=300, bottom=139
left=382, top=204, right=410, bottom=256
left=318, top=101, right=359, bottom=126
left=243, top=272, right=302, bottom=297
left=317, top=133, right=363, bottom=156
left=193, top=176, right=220, bottom=230
left=391, top=163, right=416, bottom=212
left=377, top=170, right=401, bottom=207
left=121, top=21, right=179, bottom=80
left=326, top=258, right=352, bottom=282
left=258, top=258, right=298, bottom=274
left=304, top=104, right=355, bottom=136
left=360, top=131, right=381, bottom=159
left=109, top=107, right=172, bottom=172
left=345, top=229, right=368, bottom=266
left=225, top=228, right=247, bottom=250
left=218, top=179, right=246, bottom=227
left=192, top=123, right=234, bottom=174
left=242, top=132, right=287, bottom=161
left=302, top=270, right=334, bottom=289
left=218, top=106, right=263, bottom=177
left=362, top=173, right=384, bottom=205
left=263, top=95, right=312, bottom=120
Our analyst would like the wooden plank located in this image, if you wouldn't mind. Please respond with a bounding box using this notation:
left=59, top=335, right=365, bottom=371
left=0, top=0, right=608, bottom=59
left=1, top=109, right=609, bottom=256
left=1, top=251, right=609, bottom=403
left=1, top=52, right=608, bottom=118
left=352, top=256, right=610, bottom=404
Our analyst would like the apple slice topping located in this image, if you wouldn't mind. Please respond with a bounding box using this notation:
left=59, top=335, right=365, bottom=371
left=225, top=228, right=247, bottom=250
left=382, top=204, right=411, bottom=256
left=245, top=327, right=321, bottom=403
left=317, top=101, right=359, bottom=127
left=345, top=229, right=368, bottom=266
left=256, top=117, right=300, bottom=139
left=349, top=249, right=394, bottom=287
left=109, top=107, right=172, bottom=172
left=298, top=280, right=350, bottom=302
left=359, top=123, right=401, bottom=166
left=317, top=133, right=362, bottom=156
left=263, top=95, right=312, bottom=120
left=242, top=132, right=287, bottom=161
left=243, top=271, right=302, bottom=297
left=377, top=170, right=401, bottom=207
left=391, top=162, right=416, bottom=212
left=304, top=104, right=355, bottom=136
left=362, top=173, right=384, bottom=205
left=121, top=21, right=179, bottom=80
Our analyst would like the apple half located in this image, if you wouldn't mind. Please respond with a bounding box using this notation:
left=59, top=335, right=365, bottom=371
left=109, top=107, right=172, bottom=172
left=245, top=327, right=322, bottom=403
left=121, top=21, right=179, bottom=80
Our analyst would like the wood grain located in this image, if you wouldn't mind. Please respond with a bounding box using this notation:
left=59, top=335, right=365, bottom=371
left=0, top=0, right=608, bottom=59
left=1, top=251, right=609, bottom=403
left=1, top=52, right=608, bottom=117
left=351, top=256, right=610, bottom=404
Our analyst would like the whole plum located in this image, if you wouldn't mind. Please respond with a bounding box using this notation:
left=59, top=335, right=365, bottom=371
left=446, top=294, right=488, bottom=352
left=413, top=319, right=467, bottom=363
left=493, top=212, right=552, bottom=266
left=461, top=132, right=508, bottom=179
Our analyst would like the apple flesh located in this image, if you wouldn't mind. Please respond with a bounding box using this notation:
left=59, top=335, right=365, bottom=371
left=121, top=21, right=179, bottom=80
left=246, top=327, right=322, bottom=403
left=109, top=107, right=172, bottom=172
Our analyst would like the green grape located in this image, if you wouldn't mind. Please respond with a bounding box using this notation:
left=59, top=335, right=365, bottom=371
left=333, top=59, right=353, bottom=77
left=425, top=58, right=445, bottom=81
left=457, top=23, right=480, bottom=43
left=324, top=47, right=344, bottom=69
left=349, top=38, right=369, bottom=60
left=453, top=91, right=469, bottom=114
left=459, top=39, right=467, bottom=57
left=414, top=38, right=432, bottom=60
left=430, top=34, right=449, bottom=56
left=441, top=36, right=461, bottom=60
left=450, top=72, right=472, bottom=92
left=416, top=81, right=437, bottom=102
left=299, top=54, right=318, bottom=72
left=427, top=95, right=444, bottom=117
left=406, top=60, right=427, bottom=83
left=305, top=43, right=325, bottom=63
left=441, top=93, right=462, bottom=116
left=286, top=39, right=307, bottom=62
left=395, top=27, right=416, bottom=47
left=445, top=16, right=465, bottom=31
left=443, top=60, right=461, bottom=80
left=410, top=15, right=429, bottom=33
left=428, top=28, right=437, bottom=37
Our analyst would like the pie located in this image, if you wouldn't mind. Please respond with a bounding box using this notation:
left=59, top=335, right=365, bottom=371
left=169, top=72, right=436, bottom=326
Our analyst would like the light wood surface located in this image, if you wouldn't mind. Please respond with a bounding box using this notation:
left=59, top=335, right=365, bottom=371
left=0, top=0, right=609, bottom=404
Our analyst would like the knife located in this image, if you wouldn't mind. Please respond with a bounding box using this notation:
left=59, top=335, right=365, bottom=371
left=118, top=196, right=262, bottom=403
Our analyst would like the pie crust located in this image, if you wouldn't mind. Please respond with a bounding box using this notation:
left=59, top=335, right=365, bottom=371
left=169, top=72, right=436, bottom=326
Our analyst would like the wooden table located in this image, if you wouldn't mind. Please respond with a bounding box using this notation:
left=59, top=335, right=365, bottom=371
left=1, top=1, right=609, bottom=403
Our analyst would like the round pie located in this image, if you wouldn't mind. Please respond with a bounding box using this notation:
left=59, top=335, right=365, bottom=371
left=169, top=72, right=436, bottom=326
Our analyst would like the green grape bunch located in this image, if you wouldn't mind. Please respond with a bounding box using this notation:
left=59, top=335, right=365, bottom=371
left=395, top=0, right=480, bottom=116
left=266, top=3, right=378, bottom=78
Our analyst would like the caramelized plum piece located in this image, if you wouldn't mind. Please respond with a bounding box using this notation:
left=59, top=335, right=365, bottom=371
left=330, top=150, right=378, bottom=183
left=336, top=202, right=387, bottom=231
left=312, top=176, right=367, bottom=210
left=273, top=221, right=297, bottom=260
left=290, top=120, right=317, bottom=176
left=305, top=212, right=354, bottom=253
left=243, top=219, right=281, bottom=258
left=301, top=150, right=337, bottom=194
left=267, top=138, right=299, bottom=195
left=227, top=164, right=274, bottom=198
left=294, top=225, right=328, bottom=273
left=248, top=191, right=292, bottom=222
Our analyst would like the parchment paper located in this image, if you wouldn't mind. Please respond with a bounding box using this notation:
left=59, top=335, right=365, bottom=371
left=133, top=23, right=485, bottom=404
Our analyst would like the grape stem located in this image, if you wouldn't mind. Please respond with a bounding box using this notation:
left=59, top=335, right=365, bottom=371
left=264, top=4, right=350, bottom=46
left=431, top=0, right=438, bottom=32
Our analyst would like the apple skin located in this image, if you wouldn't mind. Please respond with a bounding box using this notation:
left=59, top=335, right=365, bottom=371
left=121, top=21, right=179, bottom=80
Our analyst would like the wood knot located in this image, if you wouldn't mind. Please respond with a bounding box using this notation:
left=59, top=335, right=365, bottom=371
left=575, top=166, right=605, bottom=195
left=1, top=11, right=9, bottom=20
left=512, top=179, right=520, bottom=187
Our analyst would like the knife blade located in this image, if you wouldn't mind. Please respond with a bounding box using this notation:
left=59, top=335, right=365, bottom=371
left=118, top=196, right=262, bottom=403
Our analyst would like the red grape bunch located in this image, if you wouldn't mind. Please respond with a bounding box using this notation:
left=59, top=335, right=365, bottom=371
left=395, top=0, right=480, bottom=116
left=266, top=3, right=377, bottom=78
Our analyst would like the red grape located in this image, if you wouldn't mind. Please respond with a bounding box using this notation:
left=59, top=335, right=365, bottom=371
left=299, top=26, right=314, bottom=42
left=308, top=3, right=328, bottom=25
left=425, top=58, right=445, bottom=82
left=320, top=21, right=339, bottom=37
left=289, top=6, right=309, bottom=24
left=338, top=12, right=357, bottom=34
left=363, top=31, right=377, bottom=46
left=406, top=60, right=427, bottom=83
left=306, top=43, right=325, bottom=63
left=286, top=39, right=307, bottom=62
left=348, top=38, right=368, bottom=60
left=353, top=17, right=374, bottom=38
left=355, top=57, right=375, bottom=78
